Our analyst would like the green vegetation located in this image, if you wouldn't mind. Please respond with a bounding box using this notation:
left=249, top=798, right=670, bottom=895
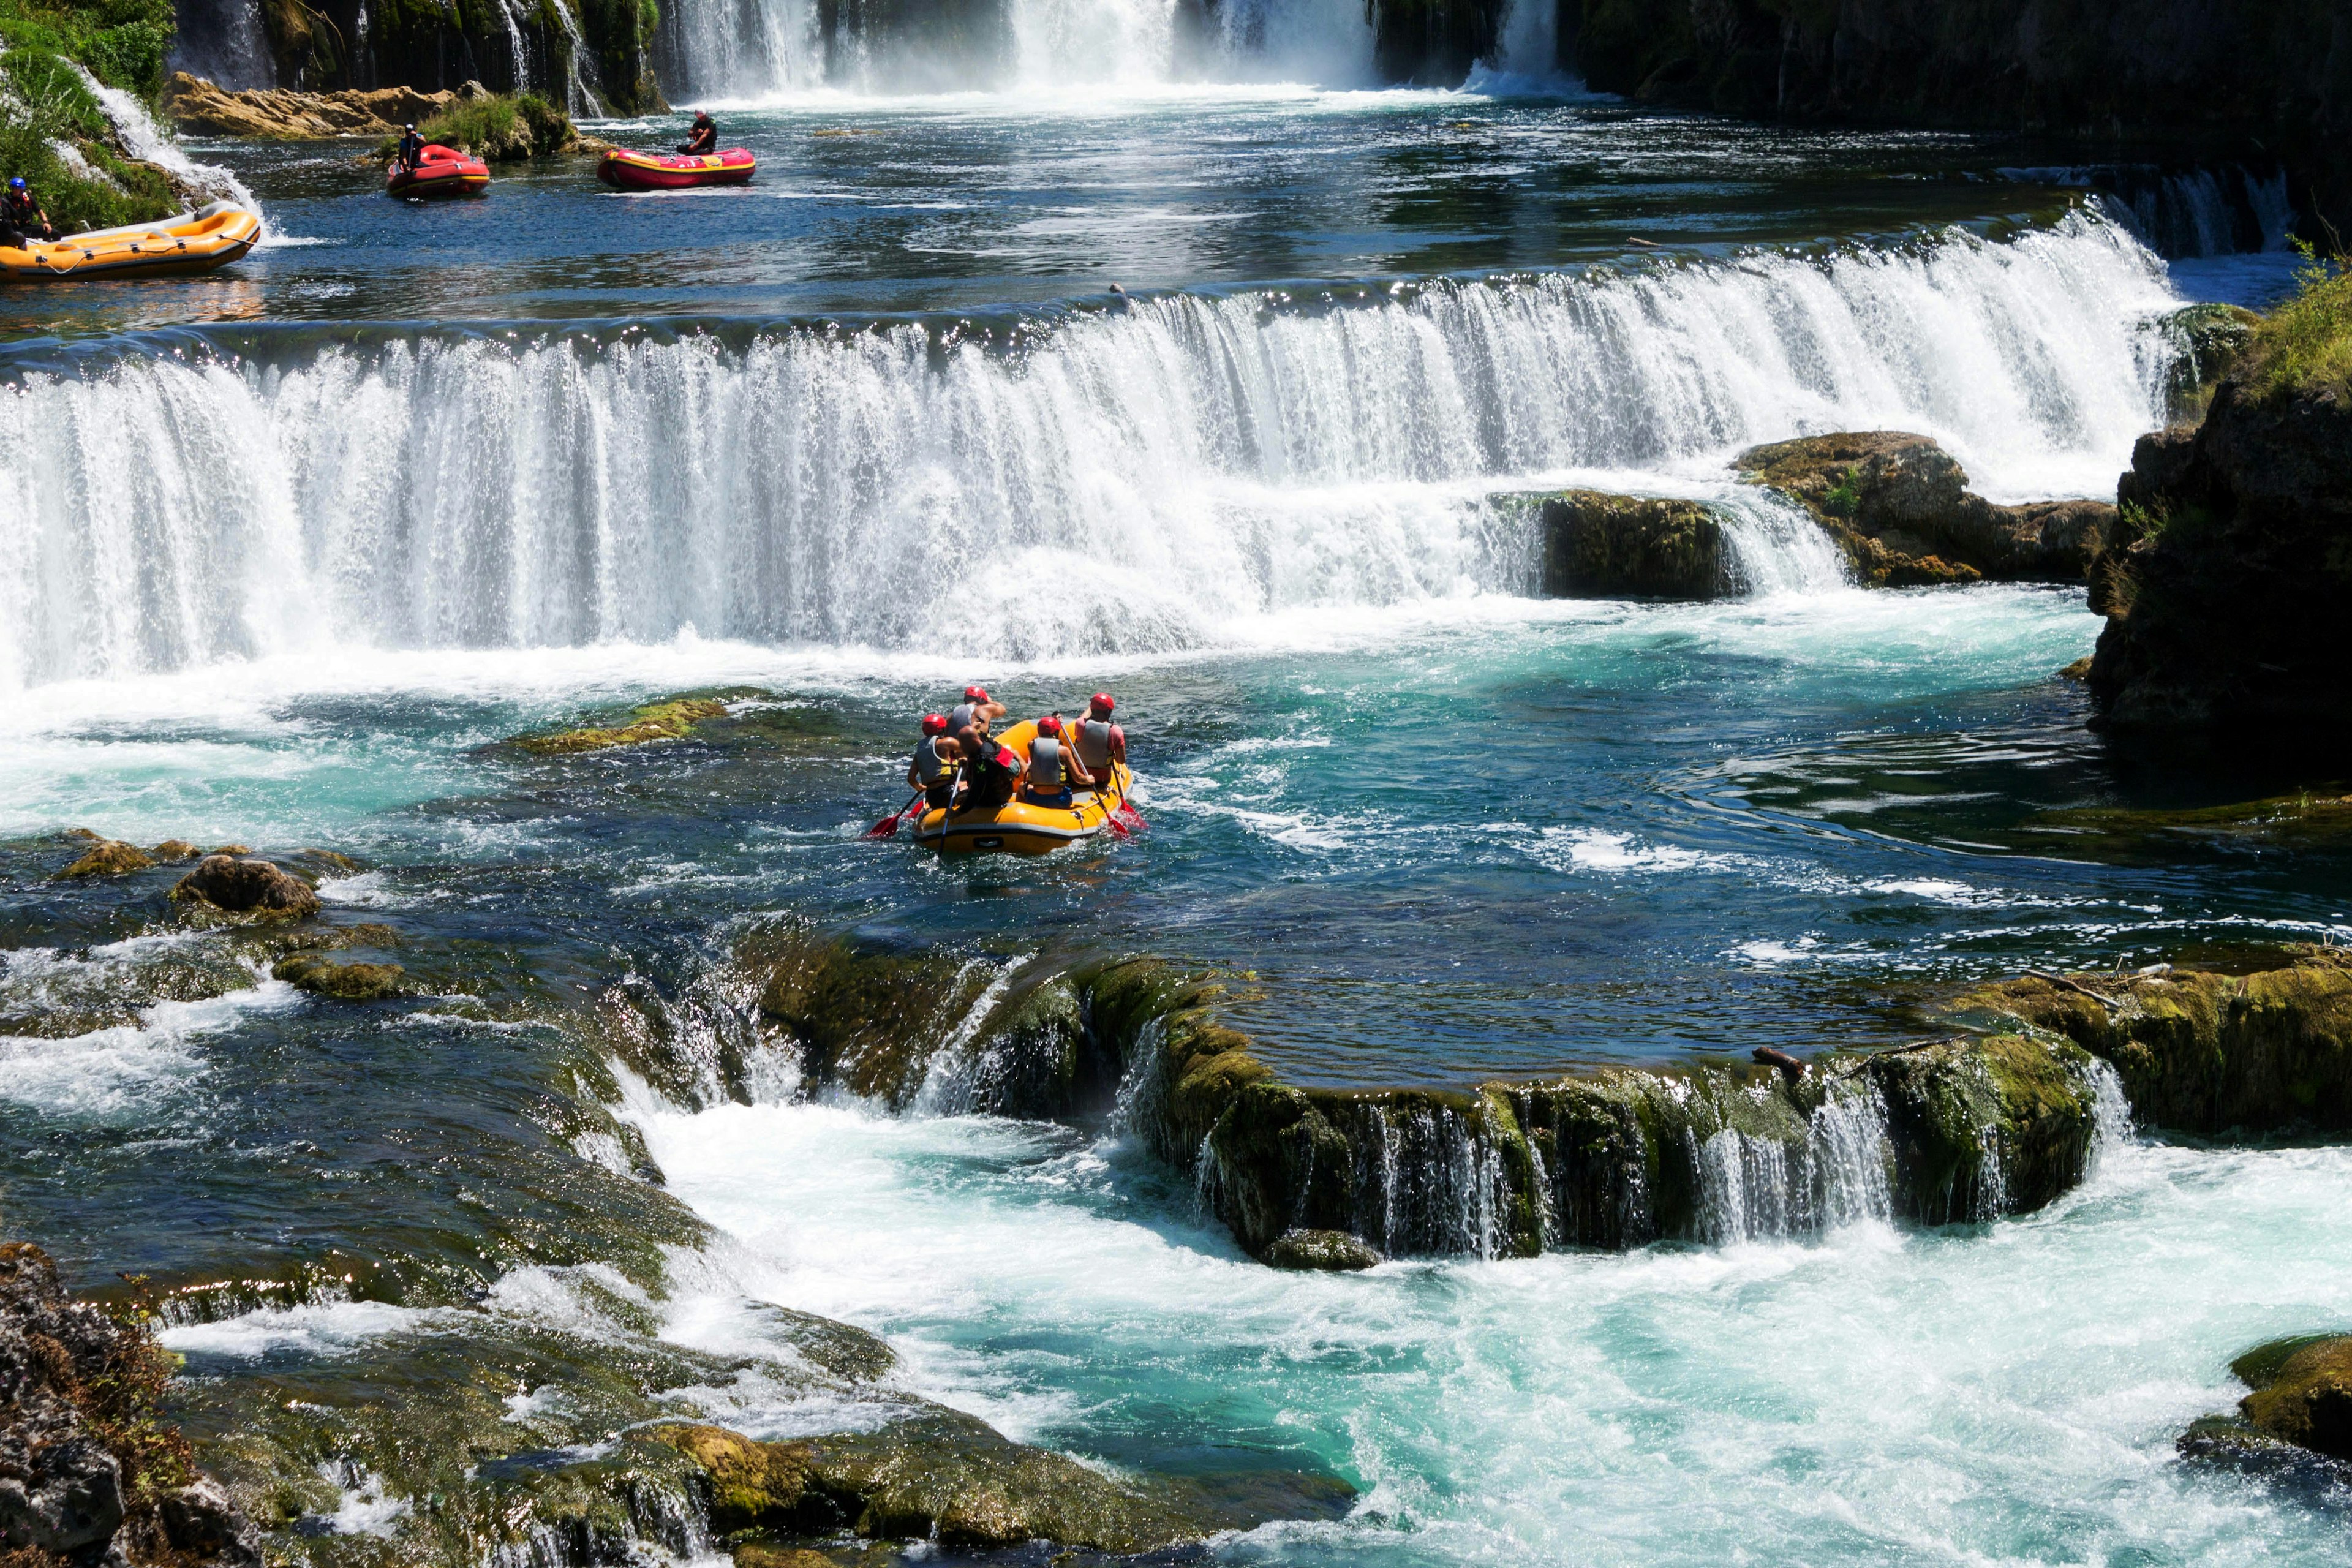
left=0, top=0, right=181, bottom=235
left=375, top=89, right=573, bottom=162
left=2241, top=248, right=2352, bottom=403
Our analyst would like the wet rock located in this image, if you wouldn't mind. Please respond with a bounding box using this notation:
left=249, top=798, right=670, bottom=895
left=1509, top=489, right=1725, bottom=599
left=160, top=1478, right=263, bottom=1567
left=1259, top=1229, right=1379, bottom=1271
left=1950, top=948, right=2352, bottom=1135
left=1738, top=432, right=2111, bottom=585
left=2086, top=374, right=2352, bottom=734
left=148, top=840, right=203, bottom=863
left=0, top=1241, right=253, bottom=1566
left=271, top=954, right=405, bottom=1000
left=513, top=696, right=731, bottom=755
left=2182, top=1335, right=2352, bottom=1484
left=162, top=72, right=459, bottom=138
left=54, top=838, right=155, bottom=878
left=171, top=856, right=321, bottom=922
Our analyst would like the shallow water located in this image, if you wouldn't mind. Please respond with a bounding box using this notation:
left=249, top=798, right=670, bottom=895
left=3, top=71, right=2345, bottom=1568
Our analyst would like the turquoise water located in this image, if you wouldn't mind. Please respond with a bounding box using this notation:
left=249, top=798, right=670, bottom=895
left=4, top=77, right=2347, bottom=1568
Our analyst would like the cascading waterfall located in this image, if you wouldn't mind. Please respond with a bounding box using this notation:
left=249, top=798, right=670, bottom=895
left=167, top=0, right=274, bottom=89
left=1687, top=1088, right=1893, bottom=1246
left=0, top=213, right=2179, bottom=689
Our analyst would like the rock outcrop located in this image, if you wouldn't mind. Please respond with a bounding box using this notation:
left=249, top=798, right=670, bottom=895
left=162, top=72, right=462, bottom=138
left=1504, top=489, right=1725, bottom=600
left=1738, top=432, right=2111, bottom=586
left=53, top=837, right=155, bottom=879
left=2085, top=343, right=2352, bottom=731
left=170, top=856, right=322, bottom=921
left=0, top=1242, right=262, bottom=1567
left=271, top=954, right=405, bottom=1000
left=1949, top=948, right=2352, bottom=1136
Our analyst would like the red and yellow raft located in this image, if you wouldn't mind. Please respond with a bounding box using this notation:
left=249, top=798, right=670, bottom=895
left=0, top=201, right=261, bottom=282
left=914, top=718, right=1135, bottom=856
left=387, top=145, right=489, bottom=199
left=596, top=147, right=756, bottom=191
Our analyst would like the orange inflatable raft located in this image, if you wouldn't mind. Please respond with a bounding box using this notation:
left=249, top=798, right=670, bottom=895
left=913, top=718, right=1136, bottom=856
left=0, top=201, right=262, bottom=282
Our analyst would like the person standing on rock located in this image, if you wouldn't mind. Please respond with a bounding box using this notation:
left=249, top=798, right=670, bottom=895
left=1, top=178, right=56, bottom=247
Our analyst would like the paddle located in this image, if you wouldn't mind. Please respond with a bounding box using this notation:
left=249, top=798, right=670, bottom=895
left=865, top=789, right=924, bottom=839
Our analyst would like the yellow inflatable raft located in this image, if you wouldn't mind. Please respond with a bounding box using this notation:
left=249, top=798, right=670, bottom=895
left=914, top=718, right=1136, bottom=856
left=0, top=201, right=262, bottom=283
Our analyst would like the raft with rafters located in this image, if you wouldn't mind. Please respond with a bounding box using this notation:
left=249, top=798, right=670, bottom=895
left=595, top=147, right=756, bottom=190
left=913, top=718, right=1134, bottom=855
left=0, top=201, right=260, bottom=282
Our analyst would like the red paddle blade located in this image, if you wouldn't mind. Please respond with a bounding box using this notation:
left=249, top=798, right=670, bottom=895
left=864, top=814, right=902, bottom=839
left=1104, top=815, right=1131, bottom=839
left=1115, top=804, right=1147, bottom=829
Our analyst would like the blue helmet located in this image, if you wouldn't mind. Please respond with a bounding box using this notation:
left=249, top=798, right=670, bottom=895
left=7, top=178, right=23, bottom=191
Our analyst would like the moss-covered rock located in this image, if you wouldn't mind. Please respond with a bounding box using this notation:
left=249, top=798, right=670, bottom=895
left=2180, top=1333, right=2352, bottom=1483
left=2162, top=302, right=2263, bottom=422
left=55, top=837, right=156, bottom=878
left=271, top=953, right=406, bottom=1000
left=1501, top=489, right=1725, bottom=600
left=1259, top=1228, right=1379, bottom=1270
left=513, top=695, right=731, bottom=755
left=1948, top=949, right=2352, bottom=1134
left=170, top=856, right=321, bottom=922
left=1738, top=432, right=2111, bottom=586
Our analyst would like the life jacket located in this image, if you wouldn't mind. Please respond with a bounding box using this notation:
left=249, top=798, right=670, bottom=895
left=949, top=702, right=976, bottom=733
left=1073, top=718, right=1115, bottom=772
left=1028, top=736, right=1064, bottom=791
left=911, top=735, right=952, bottom=784
left=2, top=191, right=36, bottom=224
left=965, top=744, right=1019, bottom=808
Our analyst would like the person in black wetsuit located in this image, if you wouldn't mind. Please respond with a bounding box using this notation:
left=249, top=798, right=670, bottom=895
left=394, top=124, right=427, bottom=173
left=2, top=178, right=56, bottom=247
left=677, top=111, right=718, bottom=156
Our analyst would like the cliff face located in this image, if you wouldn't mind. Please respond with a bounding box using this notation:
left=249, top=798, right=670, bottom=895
left=241, top=0, right=661, bottom=112
left=1572, top=0, right=2352, bottom=227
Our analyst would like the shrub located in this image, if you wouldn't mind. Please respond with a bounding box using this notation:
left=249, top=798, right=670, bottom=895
left=375, top=89, right=573, bottom=161
left=2241, top=249, right=2352, bottom=404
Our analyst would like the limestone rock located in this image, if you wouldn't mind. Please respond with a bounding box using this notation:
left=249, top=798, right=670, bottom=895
left=1738, top=432, right=2111, bottom=585
left=1259, top=1229, right=1380, bottom=1270
left=54, top=838, right=154, bottom=878
left=1509, top=489, right=1724, bottom=599
left=271, top=954, right=405, bottom=1000
left=2161, top=303, right=2261, bottom=422
left=2181, top=1335, right=2352, bottom=1477
left=149, top=840, right=203, bottom=862
left=162, top=72, right=458, bottom=138
left=514, top=697, right=731, bottom=755
left=159, top=1478, right=263, bottom=1567
left=171, top=856, right=322, bottom=921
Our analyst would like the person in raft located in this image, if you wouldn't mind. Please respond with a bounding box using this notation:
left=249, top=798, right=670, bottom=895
left=678, top=111, right=718, bottom=156
left=1020, top=715, right=1096, bottom=808
left=1, top=178, right=56, bottom=246
left=948, top=685, right=1005, bottom=736
left=1069, top=693, right=1126, bottom=791
left=907, top=713, right=958, bottom=810
left=394, top=123, right=427, bottom=173
left=951, top=726, right=1025, bottom=812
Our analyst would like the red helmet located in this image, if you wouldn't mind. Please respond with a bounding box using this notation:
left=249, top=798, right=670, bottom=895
left=921, top=713, right=948, bottom=734
left=1088, top=693, right=1114, bottom=715
left=964, top=685, right=989, bottom=703
left=1038, top=715, right=1062, bottom=736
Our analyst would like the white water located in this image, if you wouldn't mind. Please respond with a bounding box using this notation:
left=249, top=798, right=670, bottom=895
left=0, top=214, right=2176, bottom=690
left=600, top=1089, right=2352, bottom=1566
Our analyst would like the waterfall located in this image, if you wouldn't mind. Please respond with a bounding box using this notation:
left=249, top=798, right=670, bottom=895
left=1714, top=488, right=1851, bottom=595
left=1687, top=1088, right=1894, bottom=1245
left=70, top=64, right=260, bottom=215
left=665, top=0, right=1377, bottom=98
left=0, top=214, right=2178, bottom=689
left=168, top=0, right=274, bottom=90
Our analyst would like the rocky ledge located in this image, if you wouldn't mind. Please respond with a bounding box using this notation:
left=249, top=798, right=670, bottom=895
left=0, top=1243, right=261, bottom=1568
left=1737, top=431, right=2113, bottom=587
left=671, top=935, right=2352, bottom=1265
left=162, top=72, right=468, bottom=138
